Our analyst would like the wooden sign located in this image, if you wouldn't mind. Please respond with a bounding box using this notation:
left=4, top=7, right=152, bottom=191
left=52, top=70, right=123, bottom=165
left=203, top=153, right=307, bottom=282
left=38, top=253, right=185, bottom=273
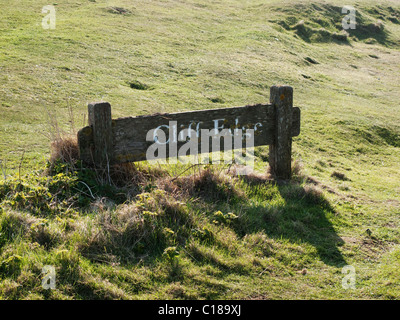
left=78, top=86, right=300, bottom=179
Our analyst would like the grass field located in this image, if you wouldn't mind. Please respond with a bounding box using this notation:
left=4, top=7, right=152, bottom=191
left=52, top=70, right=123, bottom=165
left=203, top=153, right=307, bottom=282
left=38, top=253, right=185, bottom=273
left=0, top=0, right=399, bottom=299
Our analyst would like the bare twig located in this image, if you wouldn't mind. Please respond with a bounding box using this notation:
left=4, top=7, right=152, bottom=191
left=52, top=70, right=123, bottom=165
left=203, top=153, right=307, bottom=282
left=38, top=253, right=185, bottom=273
left=78, top=181, right=96, bottom=199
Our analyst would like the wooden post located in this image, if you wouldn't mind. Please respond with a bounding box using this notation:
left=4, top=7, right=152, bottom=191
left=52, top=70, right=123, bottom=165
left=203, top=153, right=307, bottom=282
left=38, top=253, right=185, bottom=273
left=269, top=86, right=293, bottom=180
left=88, top=102, right=113, bottom=167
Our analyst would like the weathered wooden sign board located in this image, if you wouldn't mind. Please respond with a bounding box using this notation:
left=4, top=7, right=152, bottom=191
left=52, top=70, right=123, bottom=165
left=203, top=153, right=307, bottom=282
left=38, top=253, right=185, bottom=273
left=78, top=86, right=300, bottom=179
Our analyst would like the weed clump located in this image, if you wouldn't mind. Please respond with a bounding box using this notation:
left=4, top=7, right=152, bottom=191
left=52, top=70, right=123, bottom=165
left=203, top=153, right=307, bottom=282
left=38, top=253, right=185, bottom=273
left=243, top=232, right=274, bottom=257
left=331, top=171, right=350, bottom=181
left=0, top=173, right=81, bottom=216
left=127, top=80, right=150, bottom=90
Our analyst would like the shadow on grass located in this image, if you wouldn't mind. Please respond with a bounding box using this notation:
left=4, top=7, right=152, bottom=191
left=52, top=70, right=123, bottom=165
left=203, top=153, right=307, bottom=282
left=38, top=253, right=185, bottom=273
left=237, top=178, right=347, bottom=267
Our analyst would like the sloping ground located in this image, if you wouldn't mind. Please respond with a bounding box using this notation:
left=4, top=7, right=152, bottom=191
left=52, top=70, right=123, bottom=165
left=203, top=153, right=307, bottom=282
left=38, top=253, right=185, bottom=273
left=0, top=0, right=399, bottom=299
left=270, top=2, right=400, bottom=45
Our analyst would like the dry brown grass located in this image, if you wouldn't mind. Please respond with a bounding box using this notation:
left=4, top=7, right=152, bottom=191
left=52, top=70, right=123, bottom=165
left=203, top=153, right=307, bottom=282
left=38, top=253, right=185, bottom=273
left=73, top=187, right=194, bottom=263
left=45, top=105, right=80, bottom=167
left=50, top=135, right=79, bottom=165
left=227, top=160, right=304, bottom=186
left=291, top=159, right=305, bottom=179
left=235, top=171, right=272, bottom=186
left=109, top=163, right=167, bottom=187
left=172, top=167, right=244, bottom=202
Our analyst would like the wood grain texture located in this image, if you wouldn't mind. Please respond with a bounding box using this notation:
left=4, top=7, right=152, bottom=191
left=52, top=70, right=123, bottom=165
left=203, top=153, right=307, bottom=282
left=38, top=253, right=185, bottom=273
left=268, top=86, right=293, bottom=180
left=87, top=102, right=113, bottom=166
left=78, top=101, right=300, bottom=167
left=113, top=104, right=272, bottom=162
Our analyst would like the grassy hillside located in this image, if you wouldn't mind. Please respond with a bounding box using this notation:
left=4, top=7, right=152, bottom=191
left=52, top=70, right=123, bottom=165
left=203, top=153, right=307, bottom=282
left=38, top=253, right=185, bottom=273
left=0, top=0, right=399, bottom=299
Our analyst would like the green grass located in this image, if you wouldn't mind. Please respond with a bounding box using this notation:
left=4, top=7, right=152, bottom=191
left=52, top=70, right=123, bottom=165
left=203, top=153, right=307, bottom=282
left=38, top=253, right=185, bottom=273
left=0, top=0, right=400, bottom=300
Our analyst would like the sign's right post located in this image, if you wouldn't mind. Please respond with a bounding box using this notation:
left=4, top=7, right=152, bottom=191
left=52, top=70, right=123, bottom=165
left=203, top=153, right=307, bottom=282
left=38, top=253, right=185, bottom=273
left=268, top=85, right=293, bottom=180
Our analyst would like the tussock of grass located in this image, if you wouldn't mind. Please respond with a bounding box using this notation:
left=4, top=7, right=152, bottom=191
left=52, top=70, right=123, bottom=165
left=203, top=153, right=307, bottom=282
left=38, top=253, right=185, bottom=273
left=50, top=135, right=79, bottom=168
left=283, top=183, right=334, bottom=211
left=173, top=167, right=244, bottom=203
left=331, top=171, right=350, bottom=181
left=127, top=80, right=150, bottom=90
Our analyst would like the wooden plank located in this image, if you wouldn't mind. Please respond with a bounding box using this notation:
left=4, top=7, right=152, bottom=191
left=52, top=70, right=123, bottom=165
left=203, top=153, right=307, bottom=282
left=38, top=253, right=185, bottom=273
left=113, top=104, right=273, bottom=162
left=78, top=103, right=300, bottom=164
